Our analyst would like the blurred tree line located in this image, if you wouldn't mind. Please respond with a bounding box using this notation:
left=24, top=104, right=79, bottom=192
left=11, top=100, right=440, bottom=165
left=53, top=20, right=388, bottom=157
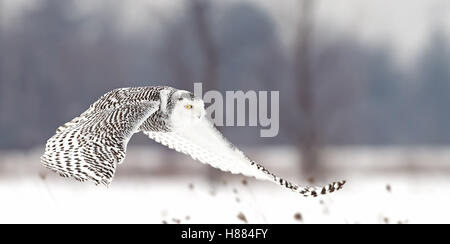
left=1, top=0, right=450, bottom=158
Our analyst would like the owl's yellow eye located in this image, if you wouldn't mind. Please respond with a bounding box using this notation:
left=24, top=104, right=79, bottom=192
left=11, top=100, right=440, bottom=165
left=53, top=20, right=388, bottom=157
left=184, top=104, right=193, bottom=110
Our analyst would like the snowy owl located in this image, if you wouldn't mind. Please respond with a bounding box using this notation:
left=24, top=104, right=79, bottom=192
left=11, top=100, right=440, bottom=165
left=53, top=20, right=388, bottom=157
left=41, top=86, right=345, bottom=197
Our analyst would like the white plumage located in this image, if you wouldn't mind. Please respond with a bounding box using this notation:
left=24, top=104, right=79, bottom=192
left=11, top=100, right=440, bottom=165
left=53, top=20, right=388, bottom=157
left=145, top=119, right=269, bottom=180
left=41, top=86, right=345, bottom=197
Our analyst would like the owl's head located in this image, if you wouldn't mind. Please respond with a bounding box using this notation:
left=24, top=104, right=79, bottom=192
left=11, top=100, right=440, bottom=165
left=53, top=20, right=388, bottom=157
left=165, top=89, right=206, bottom=128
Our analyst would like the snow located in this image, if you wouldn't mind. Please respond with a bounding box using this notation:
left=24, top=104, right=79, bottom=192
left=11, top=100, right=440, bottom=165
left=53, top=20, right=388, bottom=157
left=0, top=147, right=450, bottom=224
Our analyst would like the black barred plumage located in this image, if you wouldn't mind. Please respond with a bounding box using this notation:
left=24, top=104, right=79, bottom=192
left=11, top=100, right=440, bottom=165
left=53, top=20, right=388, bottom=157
left=42, top=86, right=346, bottom=197
left=248, top=159, right=346, bottom=197
left=42, top=86, right=166, bottom=185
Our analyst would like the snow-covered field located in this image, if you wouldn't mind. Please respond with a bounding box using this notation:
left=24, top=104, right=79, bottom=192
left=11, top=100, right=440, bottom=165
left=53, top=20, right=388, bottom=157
left=1, top=146, right=449, bottom=224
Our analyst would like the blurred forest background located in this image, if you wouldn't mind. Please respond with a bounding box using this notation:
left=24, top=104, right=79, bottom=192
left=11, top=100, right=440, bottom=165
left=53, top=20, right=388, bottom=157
left=1, top=0, right=450, bottom=174
left=1, top=0, right=450, bottom=223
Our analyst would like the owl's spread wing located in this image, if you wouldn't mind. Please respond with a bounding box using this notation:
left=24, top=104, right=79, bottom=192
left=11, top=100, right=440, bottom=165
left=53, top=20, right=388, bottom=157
left=144, top=118, right=346, bottom=197
left=41, top=100, right=159, bottom=185
left=145, top=119, right=270, bottom=180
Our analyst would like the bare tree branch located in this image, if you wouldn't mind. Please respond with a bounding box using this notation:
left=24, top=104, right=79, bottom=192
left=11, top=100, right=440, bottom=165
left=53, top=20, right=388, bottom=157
left=295, top=0, right=320, bottom=174
left=191, top=0, right=220, bottom=91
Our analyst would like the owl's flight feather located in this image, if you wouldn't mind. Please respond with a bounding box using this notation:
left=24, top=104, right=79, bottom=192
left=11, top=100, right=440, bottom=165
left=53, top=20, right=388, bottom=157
left=145, top=119, right=345, bottom=197
left=41, top=87, right=162, bottom=185
left=41, top=86, right=345, bottom=197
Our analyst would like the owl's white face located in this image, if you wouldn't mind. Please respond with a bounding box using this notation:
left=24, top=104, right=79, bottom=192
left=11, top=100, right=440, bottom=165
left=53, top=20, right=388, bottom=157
left=169, top=90, right=206, bottom=129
